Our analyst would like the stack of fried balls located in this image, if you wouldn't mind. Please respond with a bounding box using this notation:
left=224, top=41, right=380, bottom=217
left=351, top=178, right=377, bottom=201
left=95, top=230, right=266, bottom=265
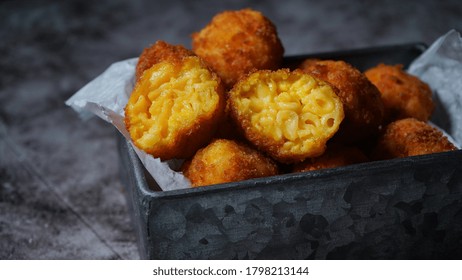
left=124, top=9, right=457, bottom=187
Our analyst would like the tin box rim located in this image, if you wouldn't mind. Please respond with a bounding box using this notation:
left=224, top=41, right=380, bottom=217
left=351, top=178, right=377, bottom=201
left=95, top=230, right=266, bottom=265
left=123, top=134, right=461, bottom=198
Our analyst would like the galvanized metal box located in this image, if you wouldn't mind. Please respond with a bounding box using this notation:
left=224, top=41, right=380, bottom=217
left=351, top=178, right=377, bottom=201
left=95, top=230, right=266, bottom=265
left=118, top=43, right=462, bottom=259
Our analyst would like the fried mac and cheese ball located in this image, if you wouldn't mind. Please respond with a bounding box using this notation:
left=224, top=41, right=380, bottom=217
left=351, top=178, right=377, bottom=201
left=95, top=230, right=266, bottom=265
left=125, top=56, right=225, bottom=160
left=229, top=69, right=344, bottom=164
left=293, top=144, right=368, bottom=173
left=299, top=59, right=385, bottom=143
left=373, top=118, right=457, bottom=160
left=135, top=40, right=194, bottom=81
left=365, top=64, right=434, bottom=123
left=181, top=139, right=279, bottom=187
left=192, top=8, right=284, bottom=88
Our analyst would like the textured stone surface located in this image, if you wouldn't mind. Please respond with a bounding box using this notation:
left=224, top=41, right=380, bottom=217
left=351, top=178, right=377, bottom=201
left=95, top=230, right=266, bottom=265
left=1, top=0, right=461, bottom=259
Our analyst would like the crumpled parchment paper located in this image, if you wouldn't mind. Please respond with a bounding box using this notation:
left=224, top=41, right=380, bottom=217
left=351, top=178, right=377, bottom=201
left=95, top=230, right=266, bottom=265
left=66, top=30, right=462, bottom=191
left=65, top=58, right=191, bottom=191
left=408, top=29, right=462, bottom=145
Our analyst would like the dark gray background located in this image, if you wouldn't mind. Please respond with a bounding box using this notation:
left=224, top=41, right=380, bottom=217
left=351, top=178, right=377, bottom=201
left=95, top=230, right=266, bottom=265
left=1, top=0, right=461, bottom=259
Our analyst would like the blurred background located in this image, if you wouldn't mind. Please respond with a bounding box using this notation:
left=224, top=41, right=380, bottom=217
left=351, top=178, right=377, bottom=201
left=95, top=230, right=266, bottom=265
left=0, top=0, right=461, bottom=259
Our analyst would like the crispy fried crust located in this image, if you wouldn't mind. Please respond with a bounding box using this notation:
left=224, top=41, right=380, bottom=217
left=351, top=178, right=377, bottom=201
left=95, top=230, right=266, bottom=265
left=365, top=63, right=434, bottom=123
left=293, top=144, right=368, bottom=172
left=372, top=118, right=457, bottom=160
left=192, top=8, right=284, bottom=89
left=125, top=56, right=225, bottom=160
left=181, top=139, right=279, bottom=187
left=229, top=69, right=344, bottom=164
left=299, top=59, right=384, bottom=143
left=135, top=40, right=194, bottom=81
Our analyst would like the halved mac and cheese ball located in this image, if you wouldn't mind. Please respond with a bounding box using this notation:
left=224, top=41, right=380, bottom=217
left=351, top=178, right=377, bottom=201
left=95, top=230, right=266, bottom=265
left=229, top=69, right=344, bottom=164
left=135, top=40, right=194, bottom=81
left=300, top=59, right=385, bottom=143
left=125, top=56, right=225, bottom=160
left=181, top=139, right=279, bottom=187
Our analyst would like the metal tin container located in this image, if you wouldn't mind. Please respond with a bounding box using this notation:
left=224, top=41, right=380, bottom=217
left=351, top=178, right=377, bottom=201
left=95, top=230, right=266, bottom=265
left=118, top=43, right=462, bottom=259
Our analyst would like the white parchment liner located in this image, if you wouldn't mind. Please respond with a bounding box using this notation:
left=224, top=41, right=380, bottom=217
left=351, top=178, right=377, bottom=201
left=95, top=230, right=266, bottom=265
left=66, top=30, right=462, bottom=191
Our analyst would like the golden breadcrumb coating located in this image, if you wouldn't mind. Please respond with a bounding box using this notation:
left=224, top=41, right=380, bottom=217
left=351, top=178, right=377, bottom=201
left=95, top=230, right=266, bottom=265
left=365, top=63, right=434, bottom=123
left=125, top=56, right=225, bottom=160
left=299, top=59, right=384, bottom=143
left=373, top=118, right=457, bottom=160
left=135, top=40, right=194, bottom=81
left=182, top=139, right=279, bottom=187
left=229, top=69, right=344, bottom=164
left=192, top=8, right=284, bottom=89
left=293, top=144, right=368, bottom=172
